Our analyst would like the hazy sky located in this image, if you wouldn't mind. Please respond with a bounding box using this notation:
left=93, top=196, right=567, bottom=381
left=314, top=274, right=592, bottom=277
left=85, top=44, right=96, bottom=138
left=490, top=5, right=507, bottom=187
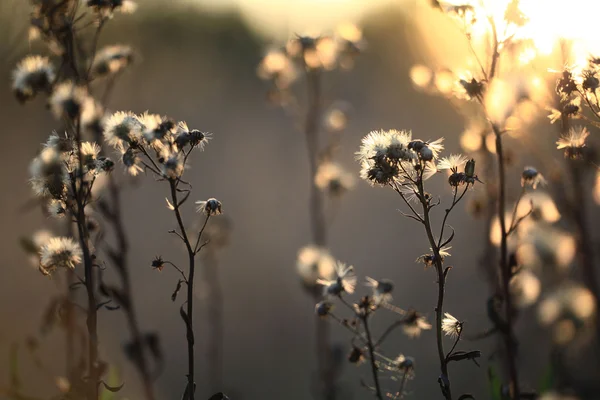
left=183, top=0, right=395, bottom=38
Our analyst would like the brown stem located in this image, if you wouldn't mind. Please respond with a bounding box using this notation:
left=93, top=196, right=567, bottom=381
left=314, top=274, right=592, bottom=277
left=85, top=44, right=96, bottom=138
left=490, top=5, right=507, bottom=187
left=492, top=125, right=520, bottom=399
left=169, top=180, right=199, bottom=400
left=362, top=315, right=383, bottom=400
left=72, top=117, right=99, bottom=400
left=416, top=178, right=451, bottom=400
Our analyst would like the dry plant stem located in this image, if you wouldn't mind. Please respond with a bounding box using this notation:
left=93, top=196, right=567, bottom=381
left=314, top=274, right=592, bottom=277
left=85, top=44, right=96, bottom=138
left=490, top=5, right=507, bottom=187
left=169, top=180, right=204, bottom=400
left=106, top=176, right=156, bottom=400
left=73, top=119, right=99, bottom=400
left=397, top=371, right=409, bottom=400
left=491, top=124, right=520, bottom=399
left=361, top=315, right=383, bottom=400
left=416, top=181, right=451, bottom=400
left=304, top=67, right=334, bottom=399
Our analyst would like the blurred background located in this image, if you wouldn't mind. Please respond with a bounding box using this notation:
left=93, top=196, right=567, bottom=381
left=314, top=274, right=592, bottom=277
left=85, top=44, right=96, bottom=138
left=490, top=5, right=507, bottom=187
left=1, top=0, right=598, bottom=399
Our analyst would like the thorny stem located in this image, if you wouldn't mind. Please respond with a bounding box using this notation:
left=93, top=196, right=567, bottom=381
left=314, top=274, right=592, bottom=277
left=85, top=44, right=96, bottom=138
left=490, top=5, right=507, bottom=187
left=491, top=123, right=520, bottom=399
left=361, top=315, right=383, bottom=400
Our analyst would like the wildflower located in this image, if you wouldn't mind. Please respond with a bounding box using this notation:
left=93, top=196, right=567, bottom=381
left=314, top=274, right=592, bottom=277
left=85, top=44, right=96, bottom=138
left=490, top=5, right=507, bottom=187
left=416, top=246, right=451, bottom=268
left=582, top=69, right=599, bottom=92
left=174, top=122, right=211, bottom=150
left=46, top=199, right=67, bottom=218
left=45, top=131, right=72, bottom=153
left=509, top=270, right=541, bottom=308
left=121, top=147, right=143, bottom=176
left=348, top=346, right=365, bottom=365
left=521, top=166, right=546, bottom=189
left=151, top=256, right=165, bottom=271
left=161, top=151, right=184, bottom=179
left=23, top=230, right=53, bottom=267
left=365, top=277, right=394, bottom=305
left=297, top=246, right=336, bottom=284
left=402, top=310, right=432, bottom=338
left=80, top=142, right=101, bottom=171
left=195, top=198, right=223, bottom=216
left=87, top=0, right=137, bottom=18
left=356, top=129, right=416, bottom=186
left=315, top=301, right=332, bottom=317
left=91, top=45, right=133, bottom=77
left=556, top=70, right=577, bottom=97
left=459, top=77, right=485, bottom=99
left=139, top=112, right=175, bottom=146
left=12, top=55, right=55, bottom=102
left=556, top=126, right=589, bottom=159
left=314, top=162, right=355, bottom=196
left=317, top=261, right=356, bottom=297
left=49, top=81, right=91, bottom=120
left=395, top=354, right=415, bottom=373
left=103, top=111, right=143, bottom=150
left=408, top=138, right=444, bottom=161
left=39, top=237, right=82, bottom=274
left=30, top=147, right=68, bottom=199
left=437, top=154, right=468, bottom=173
left=441, top=313, right=462, bottom=338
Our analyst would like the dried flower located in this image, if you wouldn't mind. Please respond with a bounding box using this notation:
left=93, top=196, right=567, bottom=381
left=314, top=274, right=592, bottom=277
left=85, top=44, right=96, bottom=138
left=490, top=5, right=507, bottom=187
left=556, top=126, right=589, bottom=159
left=30, top=147, right=68, bottom=199
left=317, top=261, right=357, bottom=297
left=416, top=246, right=451, bottom=268
left=151, top=256, right=165, bottom=271
left=49, top=81, right=91, bottom=120
left=402, top=310, right=432, bottom=338
left=395, top=354, right=415, bottom=373
left=12, top=55, right=55, bottom=102
left=39, top=237, right=82, bottom=274
left=174, top=122, right=211, bottom=150
left=365, top=277, right=394, bottom=305
left=91, top=45, right=133, bottom=77
left=104, top=111, right=143, bottom=150
left=297, top=246, right=336, bottom=284
left=314, top=162, right=355, bottom=196
left=315, top=301, right=332, bottom=317
left=121, top=147, right=143, bottom=176
left=195, top=198, right=223, bottom=216
left=521, top=166, right=546, bottom=189
left=441, top=313, right=462, bottom=338
left=161, top=151, right=184, bottom=179
left=348, top=346, right=365, bottom=365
